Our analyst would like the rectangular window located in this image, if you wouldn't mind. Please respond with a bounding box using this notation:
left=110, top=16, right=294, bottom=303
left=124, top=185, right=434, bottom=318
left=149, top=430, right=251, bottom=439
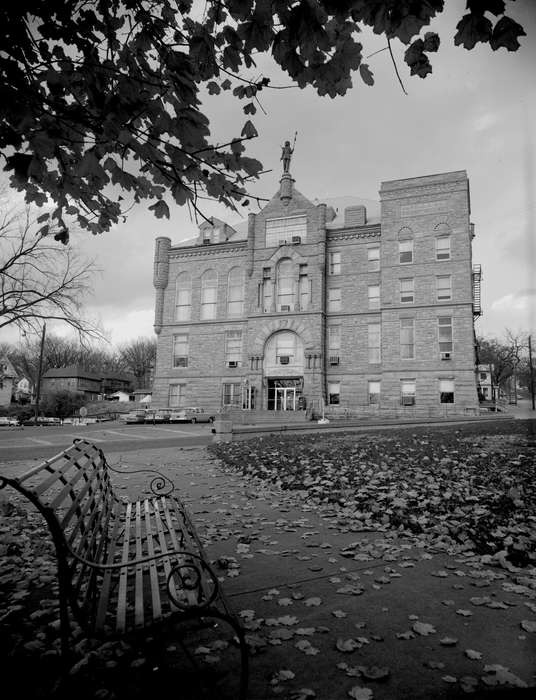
left=168, top=383, right=185, bottom=408
left=401, top=379, right=416, bottom=405
left=400, top=278, right=414, bottom=303
left=328, top=381, right=340, bottom=405
left=299, top=264, right=310, bottom=310
left=368, top=323, right=381, bottom=363
left=225, top=330, right=242, bottom=366
left=438, top=316, right=453, bottom=354
left=367, top=246, right=380, bottom=271
left=368, top=380, right=380, bottom=405
left=400, top=318, right=415, bottom=359
left=436, top=236, right=451, bottom=260
left=439, top=379, right=454, bottom=404
left=328, top=324, right=341, bottom=351
left=399, top=239, right=413, bottom=264
left=436, top=275, right=452, bottom=301
left=480, top=372, right=487, bottom=380
left=329, top=251, right=341, bottom=275
left=328, top=288, right=341, bottom=312
left=265, top=215, right=307, bottom=247
left=222, top=382, right=241, bottom=407
left=368, top=285, right=380, bottom=310
left=172, top=334, right=189, bottom=368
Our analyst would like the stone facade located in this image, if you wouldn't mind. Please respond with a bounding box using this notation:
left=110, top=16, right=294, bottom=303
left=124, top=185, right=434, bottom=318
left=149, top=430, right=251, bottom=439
left=152, top=168, right=481, bottom=416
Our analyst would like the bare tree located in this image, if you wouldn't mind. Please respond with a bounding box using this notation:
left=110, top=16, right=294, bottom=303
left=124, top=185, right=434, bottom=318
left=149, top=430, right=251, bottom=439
left=119, top=338, right=156, bottom=390
left=0, top=200, right=101, bottom=338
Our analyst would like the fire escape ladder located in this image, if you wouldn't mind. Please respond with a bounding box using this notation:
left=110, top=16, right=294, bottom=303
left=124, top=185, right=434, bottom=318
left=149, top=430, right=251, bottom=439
left=472, top=264, right=482, bottom=317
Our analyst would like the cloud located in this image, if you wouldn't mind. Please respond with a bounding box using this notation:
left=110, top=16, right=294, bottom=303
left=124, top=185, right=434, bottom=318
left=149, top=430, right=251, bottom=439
left=491, top=289, right=536, bottom=311
left=100, top=308, right=155, bottom=345
left=472, top=112, right=498, bottom=133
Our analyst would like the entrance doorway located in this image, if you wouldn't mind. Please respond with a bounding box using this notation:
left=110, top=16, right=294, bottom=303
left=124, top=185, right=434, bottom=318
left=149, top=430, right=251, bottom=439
left=267, top=378, right=302, bottom=411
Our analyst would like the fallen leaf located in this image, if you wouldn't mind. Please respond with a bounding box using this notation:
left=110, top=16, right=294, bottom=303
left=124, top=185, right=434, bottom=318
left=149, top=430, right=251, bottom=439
left=413, top=622, right=436, bottom=636
left=348, top=687, right=373, bottom=700
left=520, top=619, right=536, bottom=632
left=304, top=597, right=322, bottom=607
left=336, top=638, right=361, bottom=652
left=465, top=649, right=482, bottom=660
left=439, top=637, right=458, bottom=646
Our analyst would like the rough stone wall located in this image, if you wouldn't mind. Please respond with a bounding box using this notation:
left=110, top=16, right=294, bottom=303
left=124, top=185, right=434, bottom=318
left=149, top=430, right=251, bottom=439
left=152, top=169, right=479, bottom=412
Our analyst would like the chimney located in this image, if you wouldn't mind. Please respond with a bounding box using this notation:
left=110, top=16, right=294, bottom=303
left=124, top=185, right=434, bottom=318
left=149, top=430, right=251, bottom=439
left=344, top=205, right=367, bottom=226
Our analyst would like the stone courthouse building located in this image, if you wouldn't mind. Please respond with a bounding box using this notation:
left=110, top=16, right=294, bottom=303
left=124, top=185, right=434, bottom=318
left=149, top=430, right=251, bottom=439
left=152, top=155, right=482, bottom=417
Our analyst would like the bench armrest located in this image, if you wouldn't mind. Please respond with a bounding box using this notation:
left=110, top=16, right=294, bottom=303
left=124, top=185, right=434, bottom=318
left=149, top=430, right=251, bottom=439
left=65, top=543, right=206, bottom=572
left=72, top=439, right=176, bottom=497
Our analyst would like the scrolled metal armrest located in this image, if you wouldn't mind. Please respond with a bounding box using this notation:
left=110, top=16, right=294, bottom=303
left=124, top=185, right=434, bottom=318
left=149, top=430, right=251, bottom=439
left=166, top=553, right=220, bottom=610
left=65, top=544, right=197, bottom=572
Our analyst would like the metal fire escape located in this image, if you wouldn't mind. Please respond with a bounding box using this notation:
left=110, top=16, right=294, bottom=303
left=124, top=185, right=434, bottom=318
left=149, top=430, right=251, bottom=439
left=472, top=264, right=482, bottom=317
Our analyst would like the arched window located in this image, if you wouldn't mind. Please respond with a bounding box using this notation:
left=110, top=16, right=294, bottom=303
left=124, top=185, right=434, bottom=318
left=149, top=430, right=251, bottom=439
left=434, top=223, right=452, bottom=261
left=175, top=272, right=191, bottom=321
left=200, top=269, right=218, bottom=320
left=276, top=259, right=295, bottom=311
left=227, top=267, right=244, bottom=316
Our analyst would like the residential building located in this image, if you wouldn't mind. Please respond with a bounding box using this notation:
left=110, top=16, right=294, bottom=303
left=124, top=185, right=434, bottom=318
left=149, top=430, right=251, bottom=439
left=152, top=164, right=481, bottom=416
left=41, top=366, right=102, bottom=400
left=0, top=357, right=17, bottom=407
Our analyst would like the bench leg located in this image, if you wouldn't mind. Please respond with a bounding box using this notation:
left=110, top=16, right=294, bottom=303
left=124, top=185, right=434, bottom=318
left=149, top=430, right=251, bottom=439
left=205, top=611, right=249, bottom=700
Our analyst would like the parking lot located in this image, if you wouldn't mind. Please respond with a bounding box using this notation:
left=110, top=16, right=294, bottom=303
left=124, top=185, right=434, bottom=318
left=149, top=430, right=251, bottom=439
left=0, top=420, right=213, bottom=461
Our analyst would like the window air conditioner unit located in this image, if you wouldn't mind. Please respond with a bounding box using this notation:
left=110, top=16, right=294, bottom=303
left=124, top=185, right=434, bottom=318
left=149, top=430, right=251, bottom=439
left=203, top=238, right=211, bottom=244
left=329, top=356, right=340, bottom=365
left=280, top=304, right=291, bottom=312
left=279, top=356, right=290, bottom=365
left=402, top=396, right=415, bottom=406
left=278, top=239, right=287, bottom=246
left=440, top=352, right=452, bottom=360
left=175, top=357, right=188, bottom=367
left=228, top=361, right=238, bottom=368
left=292, top=236, right=301, bottom=244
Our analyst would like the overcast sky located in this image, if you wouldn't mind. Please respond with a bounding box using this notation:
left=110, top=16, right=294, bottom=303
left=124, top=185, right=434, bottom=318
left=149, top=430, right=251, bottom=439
left=3, top=0, right=535, bottom=348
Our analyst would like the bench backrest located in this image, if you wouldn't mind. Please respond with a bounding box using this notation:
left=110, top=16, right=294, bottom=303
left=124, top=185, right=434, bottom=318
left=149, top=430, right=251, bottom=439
left=8, top=439, right=117, bottom=618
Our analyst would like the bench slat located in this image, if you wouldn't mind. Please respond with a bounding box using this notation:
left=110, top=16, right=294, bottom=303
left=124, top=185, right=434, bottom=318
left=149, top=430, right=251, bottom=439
left=95, top=498, right=123, bottom=632
left=116, top=502, right=132, bottom=634
left=144, top=499, right=162, bottom=622
left=152, top=497, right=178, bottom=611
left=134, top=500, right=144, bottom=628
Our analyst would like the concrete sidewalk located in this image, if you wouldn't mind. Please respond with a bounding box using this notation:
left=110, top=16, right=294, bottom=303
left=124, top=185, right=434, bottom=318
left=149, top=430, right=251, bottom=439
left=105, top=446, right=536, bottom=699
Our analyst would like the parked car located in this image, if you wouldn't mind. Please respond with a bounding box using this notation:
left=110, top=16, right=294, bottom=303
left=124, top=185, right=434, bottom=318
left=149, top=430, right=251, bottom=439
left=172, top=407, right=215, bottom=423
left=122, top=410, right=147, bottom=424
left=22, top=416, right=61, bottom=426
left=144, top=409, right=168, bottom=424
left=0, top=416, right=19, bottom=426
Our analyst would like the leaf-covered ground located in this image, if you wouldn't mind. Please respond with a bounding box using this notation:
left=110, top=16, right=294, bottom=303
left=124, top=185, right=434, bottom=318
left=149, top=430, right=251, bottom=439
left=210, top=422, right=536, bottom=567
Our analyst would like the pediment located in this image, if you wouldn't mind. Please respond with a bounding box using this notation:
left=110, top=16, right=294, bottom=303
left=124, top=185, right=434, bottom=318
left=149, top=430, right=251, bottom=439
left=267, top=244, right=307, bottom=265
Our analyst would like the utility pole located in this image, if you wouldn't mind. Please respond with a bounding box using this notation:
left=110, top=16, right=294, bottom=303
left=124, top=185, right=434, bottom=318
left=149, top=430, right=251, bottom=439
left=34, top=323, right=46, bottom=425
left=529, top=335, right=535, bottom=411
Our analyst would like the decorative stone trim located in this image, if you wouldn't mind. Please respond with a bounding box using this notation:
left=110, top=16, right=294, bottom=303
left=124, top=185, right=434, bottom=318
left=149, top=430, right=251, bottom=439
left=169, top=244, right=247, bottom=259
left=328, top=229, right=380, bottom=242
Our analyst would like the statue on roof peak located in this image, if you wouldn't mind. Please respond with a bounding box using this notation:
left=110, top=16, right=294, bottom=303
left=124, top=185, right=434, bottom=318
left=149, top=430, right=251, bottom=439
left=281, top=132, right=297, bottom=174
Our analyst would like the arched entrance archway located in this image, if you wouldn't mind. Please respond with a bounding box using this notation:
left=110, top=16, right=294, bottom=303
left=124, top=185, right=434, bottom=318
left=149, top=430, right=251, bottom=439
left=264, top=331, right=305, bottom=411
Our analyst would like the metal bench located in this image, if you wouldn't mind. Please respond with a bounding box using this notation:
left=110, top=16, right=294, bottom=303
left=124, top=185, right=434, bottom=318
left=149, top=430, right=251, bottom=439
left=0, top=438, right=248, bottom=698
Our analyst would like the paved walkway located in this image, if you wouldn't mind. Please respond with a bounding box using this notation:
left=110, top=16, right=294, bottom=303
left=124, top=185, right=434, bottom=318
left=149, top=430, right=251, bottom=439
left=2, top=443, right=535, bottom=699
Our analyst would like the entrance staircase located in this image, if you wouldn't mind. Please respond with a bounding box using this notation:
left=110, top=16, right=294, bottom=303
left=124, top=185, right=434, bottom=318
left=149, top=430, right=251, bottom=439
left=222, top=409, right=308, bottom=426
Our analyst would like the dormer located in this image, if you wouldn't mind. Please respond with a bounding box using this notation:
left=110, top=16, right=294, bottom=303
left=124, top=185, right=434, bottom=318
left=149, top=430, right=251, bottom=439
left=197, top=217, right=236, bottom=245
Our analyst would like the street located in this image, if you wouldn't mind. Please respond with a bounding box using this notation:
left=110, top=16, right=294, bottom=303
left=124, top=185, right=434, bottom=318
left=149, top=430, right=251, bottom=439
left=0, top=421, right=213, bottom=461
